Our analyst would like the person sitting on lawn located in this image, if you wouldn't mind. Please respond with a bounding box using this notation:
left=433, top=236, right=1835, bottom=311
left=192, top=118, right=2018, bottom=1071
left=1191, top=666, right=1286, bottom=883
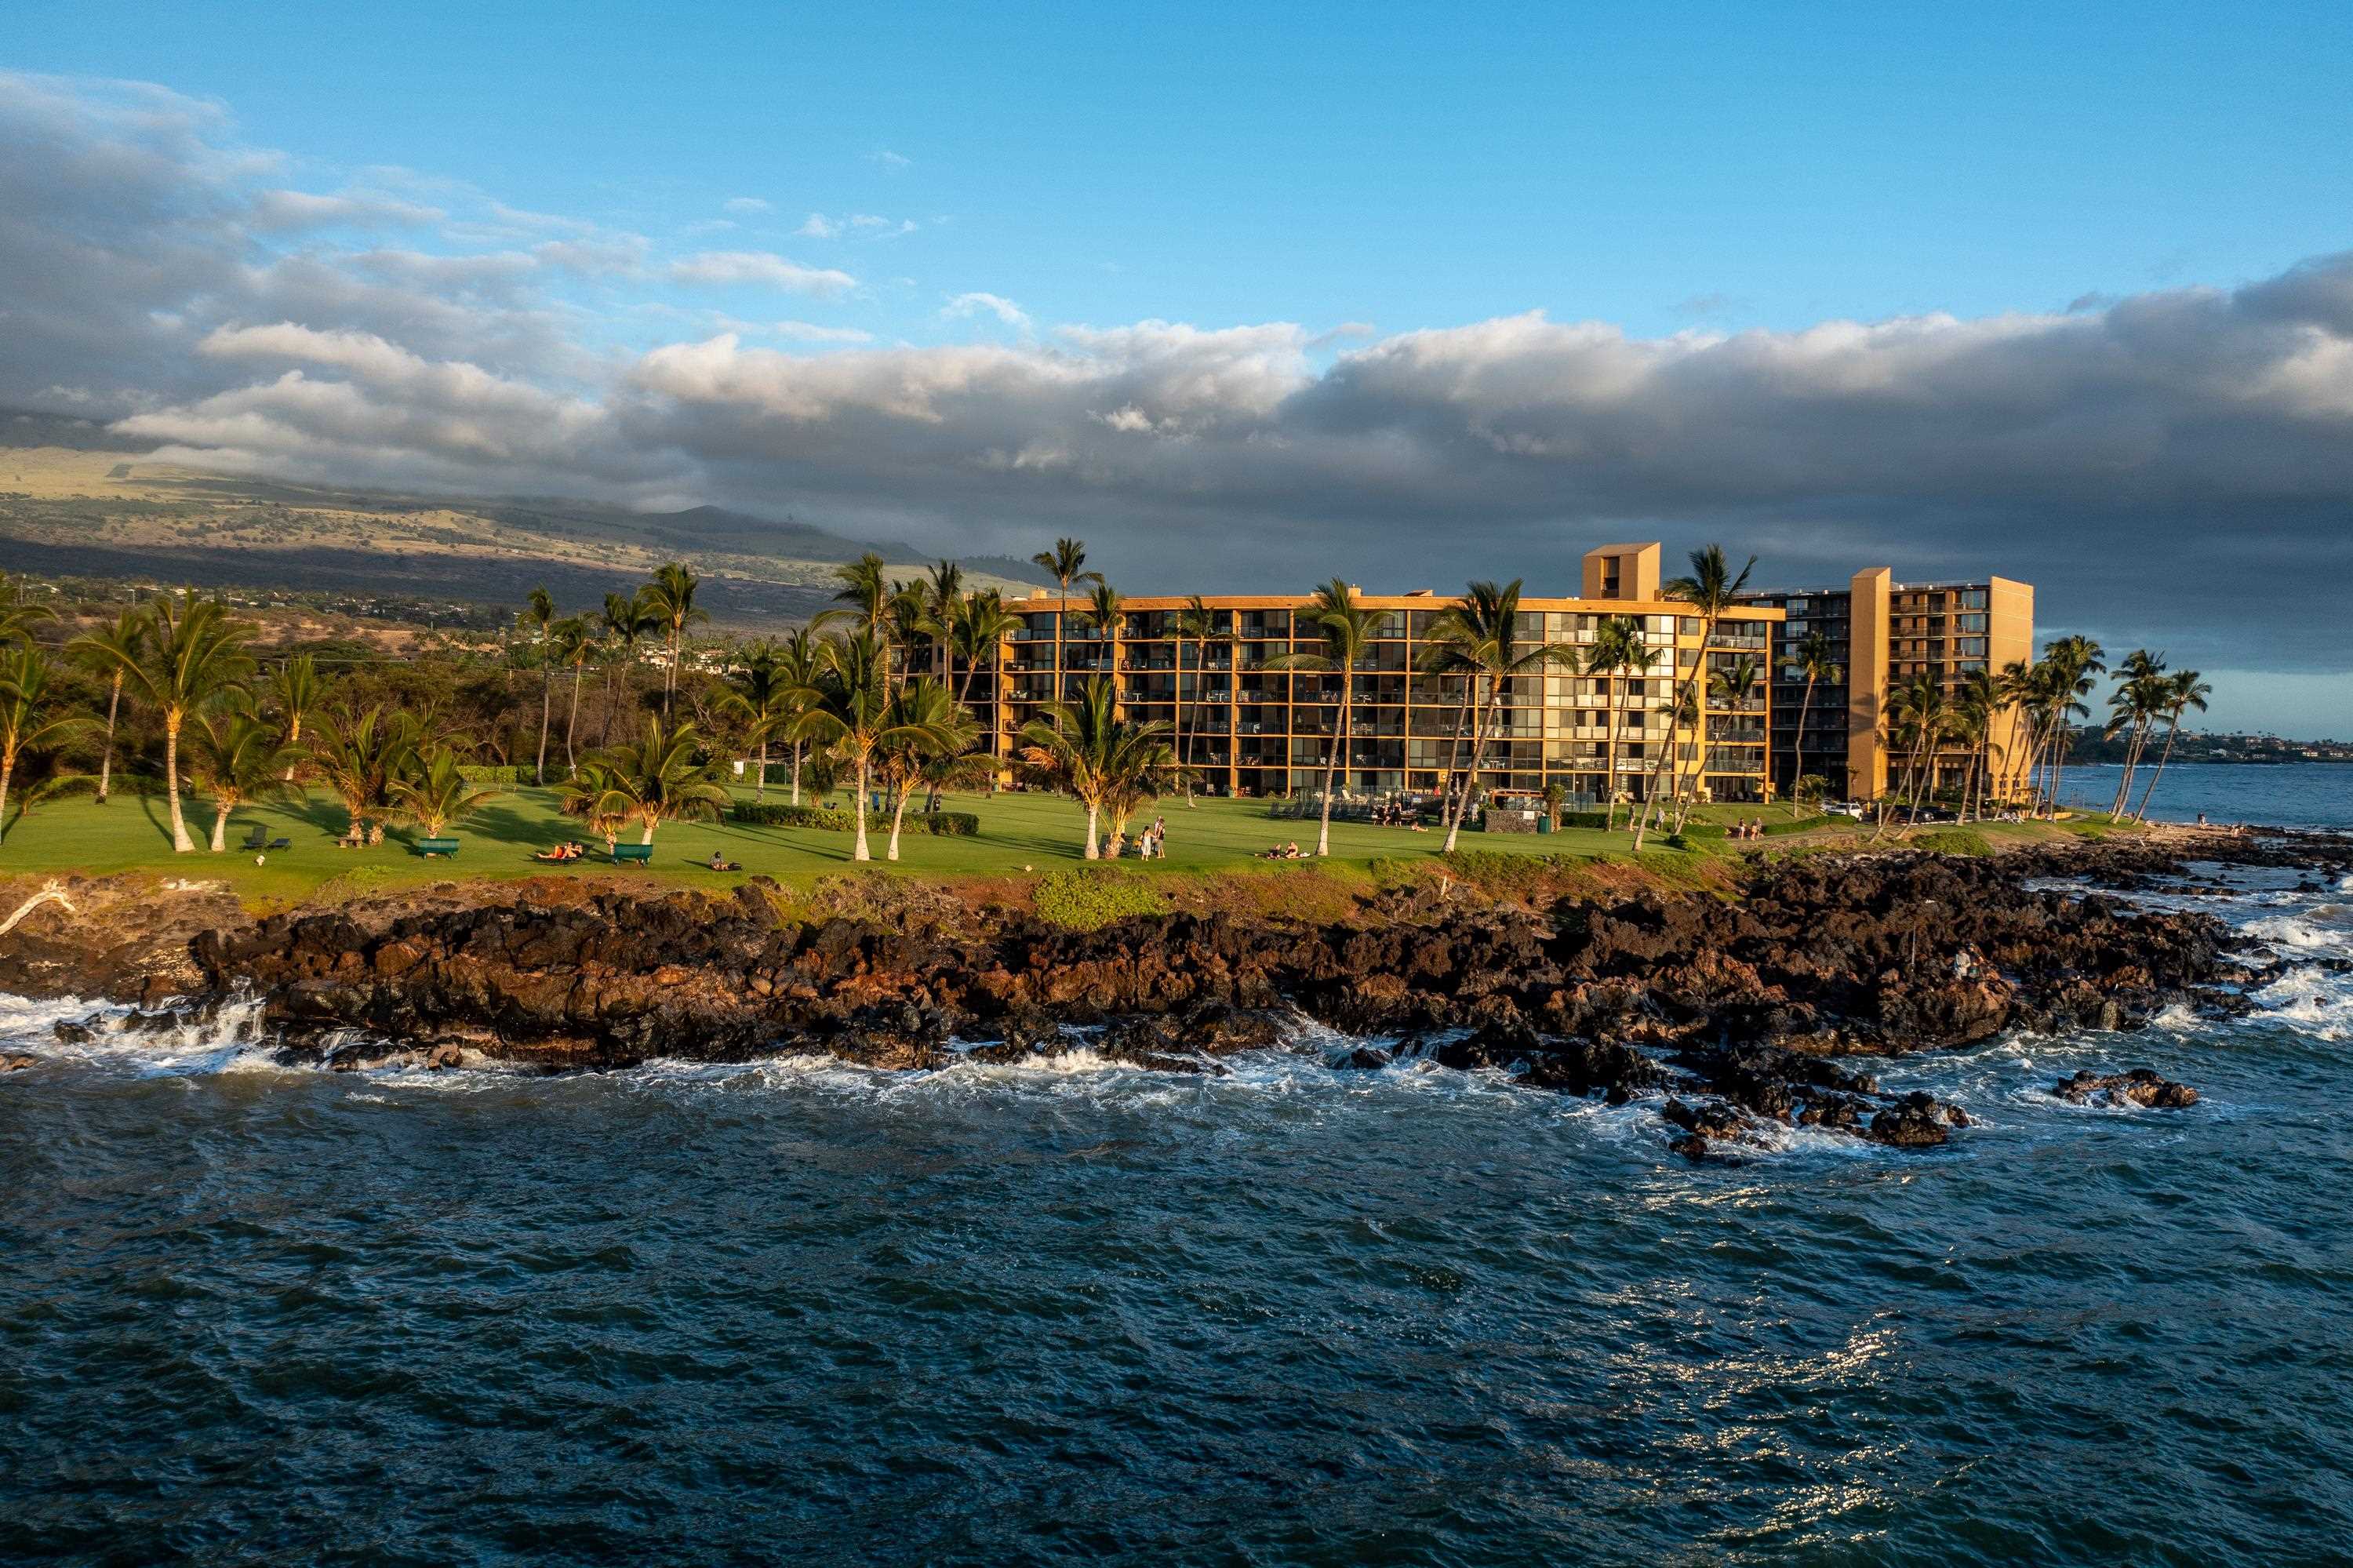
left=707, top=849, right=743, bottom=872
left=533, top=844, right=571, bottom=863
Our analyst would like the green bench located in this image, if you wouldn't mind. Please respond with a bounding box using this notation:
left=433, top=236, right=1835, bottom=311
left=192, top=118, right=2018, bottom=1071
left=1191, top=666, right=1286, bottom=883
left=609, top=843, right=655, bottom=865
left=410, top=837, right=461, bottom=858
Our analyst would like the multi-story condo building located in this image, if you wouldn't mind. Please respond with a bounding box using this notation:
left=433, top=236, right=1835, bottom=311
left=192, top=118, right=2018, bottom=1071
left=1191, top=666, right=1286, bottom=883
left=943, top=544, right=1780, bottom=806
left=1740, top=568, right=2034, bottom=801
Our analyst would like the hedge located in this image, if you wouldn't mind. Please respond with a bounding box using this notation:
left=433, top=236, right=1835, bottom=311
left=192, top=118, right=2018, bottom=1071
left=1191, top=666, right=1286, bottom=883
left=458, top=765, right=524, bottom=784
left=729, top=801, right=979, bottom=837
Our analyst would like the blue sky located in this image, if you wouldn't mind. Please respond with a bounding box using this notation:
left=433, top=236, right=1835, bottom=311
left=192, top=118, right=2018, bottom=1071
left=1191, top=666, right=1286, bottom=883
left=6, top=2, right=2353, bottom=735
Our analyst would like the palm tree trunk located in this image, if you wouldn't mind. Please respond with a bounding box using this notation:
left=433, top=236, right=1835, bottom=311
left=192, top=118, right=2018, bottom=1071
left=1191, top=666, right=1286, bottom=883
left=1601, top=675, right=1622, bottom=831
left=210, top=805, right=229, bottom=853
left=2135, top=723, right=2181, bottom=822
left=165, top=716, right=193, bottom=853
left=565, top=666, right=583, bottom=770
left=1083, top=797, right=1100, bottom=860
left=756, top=737, right=770, bottom=802
left=1315, top=678, right=1344, bottom=857
left=537, top=667, right=553, bottom=784
left=640, top=815, right=656, bottom=846
left=1052, top=583, right=1066, bottom=709
left=664, top=629, right=678, bottom=716
left=1791, top=674, right=1817, bottom=817
left=791, top=740, right=803, bottom=806
left=851, top=758, right=871, bottom=860
left=0, top=755, right=13, bottom=840
left=97, top=675, right=121, bottom=803
left=1442, top=676, right=1488, bottom=853
left=886, top=787, right=911, bottom=861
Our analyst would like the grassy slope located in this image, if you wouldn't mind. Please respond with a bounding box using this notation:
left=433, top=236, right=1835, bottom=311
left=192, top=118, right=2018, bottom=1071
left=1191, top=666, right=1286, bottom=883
left=0, top=784, right=2126, bottom=915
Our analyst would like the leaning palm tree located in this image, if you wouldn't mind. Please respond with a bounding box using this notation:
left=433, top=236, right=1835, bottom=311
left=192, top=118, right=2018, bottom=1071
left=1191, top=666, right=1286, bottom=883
left=66, top=607, right=146, bottom=804
left=871, top=678, right=977, bottom=860
left=1173, top=595, right=1225, bottom=804
left=2039, top=635, right=2105, bottom=817
left=1262, top=580, right=1379, bottom=856
left=547, top=614, right=595, bottom=771
left=1017, top=675, right=1176, bottom=860
left=1636, top=546, right=1755, bottom=843
left=83, top=591, right=255, bottom=853
left=307, top=705, right=417, bottom=845
left=787, top=628, right=904, bottom=862
left=2132, top=668, right=2211, bottom=822
left=2104, top=649, right=2169, bottom=818
left=517, top=586, right=558, bottom=781
left=580, top=715, right=731, bottom=846
left=0, top=645, right=87, bottom=842
left=1423, top=580, right=1577, bottom=853
left=1028, top=537, right=1102, bottom=705
left=1602, top=628, right=1660, bottom=831
left=1993, top=657, right=2040, bottom=806
left=639, top=563, right=707, bottom=717
left=1787, top=628, right=1842, bottom=811
left=388, top=744, right=504, bottom=840
left=266, top=652, right=323, bottom=784
left=187, top=711, right=300, bottom=852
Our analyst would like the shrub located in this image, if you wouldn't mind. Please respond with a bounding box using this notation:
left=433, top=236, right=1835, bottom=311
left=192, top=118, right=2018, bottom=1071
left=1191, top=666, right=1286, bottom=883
left=730, top=800, right=855, bottom=831
left=1032, top=868, right=1166, bottom=930
left=910, top=811, right=979, bottom=836
left=458, top=765, right=522, bottom=784
left=1918, top=828, right=1993, bottom=856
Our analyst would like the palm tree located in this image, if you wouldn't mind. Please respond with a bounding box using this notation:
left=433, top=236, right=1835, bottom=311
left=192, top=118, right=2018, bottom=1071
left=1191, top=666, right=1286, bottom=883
left=0, top=646, right=86, bottom=842
left=66, top=608, right=145, bottom=804
left=1078, top=581, right=1125, bottom=677
left=1028, top=537, right=1102, bottom=706
left=0, top=573, right=57, bottom=646
left=547, top=614, right=595, bottom=771
left=922, top=560, right=965, bottom=681
left=1787, top=628, right=1841, bottom=811
left=871, top=678, right=977, bottom=860
left=1638, top=546, right=1755, bottom=843
left=1262, top=580, right=1378, bottom=856
left=580, top=715, right=731, bottom=846
left=83, top=591, right=255, bottom=853
left=951, top=589, right=1018, bottom=707
left=2105, top=649, right=2169, bottom=818
left=517, top=586, right=558, bottom=781
left=266, top=653, right=323, bottom=784
left=1954, top=668, right=2000, bottom=821
left=599, top=591, right=655, bottom=747
left=1016, top=675, right=1177, bottom=860
left=773, top=628, right=824, bottom=805
left=2038, top=635, right=2104, bottom=817
left=307, top=705, right=417, bottom=845
left=787, top=628, right=902, bottom=862
left=724, top=641, right=792, bottom=802
left=1605, top=629, right=1661, bottom=831
left=558, top=760, right=631, bottom=853
left=1173, top=595, right=1224, bottom=803
left=187, top=711, right=300, bottom=852
left=1693, top=655, right=1761, bottom=831
left=2133, top=669, right=2211, bottom=822
left=1420, top=580, right=1576, bottom=853
left=640, top=563, right=707, bottom=717
left=388, top=744, right=503, bottom=839
left=832, top=552, right=893, bottom=657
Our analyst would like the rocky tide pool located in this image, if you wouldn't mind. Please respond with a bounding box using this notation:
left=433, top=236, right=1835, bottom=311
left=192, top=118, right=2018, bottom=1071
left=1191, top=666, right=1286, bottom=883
left=5, top=853, right=2352, bottom=1565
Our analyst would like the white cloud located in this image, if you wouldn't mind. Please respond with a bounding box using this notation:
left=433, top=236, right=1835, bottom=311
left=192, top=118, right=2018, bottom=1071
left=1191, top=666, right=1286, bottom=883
left=799, top=212, right=917, bottom=240
left=796, top=213, right=842, bottom=239
left=722, top=196, right=771, bottom=214
left=248, top=188, right=444, bottom=231
left=943, top=291, right=1031, bottom=329
left=667, top=251, right=859, bottom=297
left=773, top=321, right=876, bottom=344
left=867, top=149, right=912, bottom=169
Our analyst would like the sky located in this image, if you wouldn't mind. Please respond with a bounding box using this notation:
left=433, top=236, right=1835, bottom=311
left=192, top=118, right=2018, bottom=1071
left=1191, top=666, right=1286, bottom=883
left=5, top=2, right=2352, bottom=734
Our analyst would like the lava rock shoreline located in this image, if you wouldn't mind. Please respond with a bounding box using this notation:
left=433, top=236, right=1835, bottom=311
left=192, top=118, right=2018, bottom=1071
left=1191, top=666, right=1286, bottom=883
left=129, top=838, right=2310, bottom=1156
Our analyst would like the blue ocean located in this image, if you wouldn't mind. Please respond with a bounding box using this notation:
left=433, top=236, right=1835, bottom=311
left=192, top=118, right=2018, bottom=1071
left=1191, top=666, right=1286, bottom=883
left=5, top=766, right=2352, bottom=1565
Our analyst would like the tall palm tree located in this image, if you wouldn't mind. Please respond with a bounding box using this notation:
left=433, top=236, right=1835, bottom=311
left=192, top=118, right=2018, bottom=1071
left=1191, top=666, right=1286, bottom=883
left=1637, top=545, right=1755, bottom=843
left=600, top=591, right=654, bottom=747
left=1173, top=595, right=1224, bottom=803
left=0, top=646, right=86, bottom=842
left=1421, top=580, right=1576, bottom=853
left=724, top=640, right=791, bottom=801
left=1596, top=622, right=1658, bottom=831
left=922, top=560, right=965, bottom=681
left=388, top=744, right=504, bottom=839
left=579, top=715, right=731, bottom=846
left=1016, top=675, right=1178, bottom=860
left=2105, top=649, right=2169, bottom=818
left=1787, top=628, right=1841, bottom=810
left=547, top=614, right=595, bottom=771
left=1993, top=658, right=2038, bottom=807
left=773, top=627, right=824, bottom=805
left=1028, top=537, right=1101, bottom=706
left=1079, top=581, right=1126, bottom=702
left=307, top=705, right=418, bottom=845
left=2039, top=635, right=2104, bottom=817
left=267, top=652, right=323, bottom=784
left=516, top=586, right=559, bottom=782
left=2133, top=668, right=2211, bottom=822
left=84, top=591, right=255, bottom=853
left=1263, top=580, right=1379, bottom=856
left=1695, top=654, right=1760, bottom=830
left=640, top=563, right=707, bottom=717
left=951, top=588, right=1019, bottom=706
left=1954, top=667, right=2000, bottom=821
left=187, top=711, right=300, bottom=852
left=787, top=628, right=905, bottom=862
left=871, top=678, right=977, bottom=860
left=833, top=552, right=893, bottom=662
left=67, top=607, right=145, bottom=804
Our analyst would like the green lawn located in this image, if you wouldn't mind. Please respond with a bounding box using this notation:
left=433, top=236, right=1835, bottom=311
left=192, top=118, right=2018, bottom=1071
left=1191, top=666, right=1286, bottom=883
left=0, top=782, right=1857, bottom=905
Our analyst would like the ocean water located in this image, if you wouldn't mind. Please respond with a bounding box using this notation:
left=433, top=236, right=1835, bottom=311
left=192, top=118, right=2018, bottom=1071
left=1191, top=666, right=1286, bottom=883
left=7, top=874, right=2353, bottom=1563
left=2061, top=760, right=2353, bottom=831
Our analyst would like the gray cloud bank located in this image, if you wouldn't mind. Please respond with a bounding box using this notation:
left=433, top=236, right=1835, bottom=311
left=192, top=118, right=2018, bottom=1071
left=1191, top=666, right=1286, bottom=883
left=5, top=71, right=2351, bottom=671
